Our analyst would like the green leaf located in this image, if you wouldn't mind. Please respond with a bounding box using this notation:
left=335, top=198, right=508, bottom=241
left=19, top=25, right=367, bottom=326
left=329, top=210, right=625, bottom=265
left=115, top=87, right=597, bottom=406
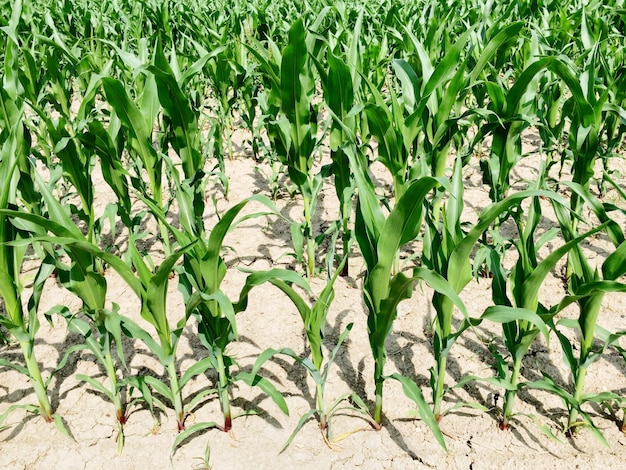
left=144, top=376, right=174, bottom=403
left=236, top=372, right=289, bottom=415
left=0, top=357, right=29, bottom=375
left=448, top=190, right=568, bottom=294
left=144, top=242, right=196, bottom=355
left=469, top=22, right=524, bottom=84
left=481, top=306, right=549, bottom=342
left=248, top=347, right=300, bottom=382
left=179, top=356, right=217, bottom=389
left=281, top=409, right=318, bottom=452
left=388, top=374, right=446, bottom=450
left=603, top=240, right=626, bottom=280
left=120, top=316, right=166, bottom=364
left=368, top=177, right=442, bottom=310
left=414, top=268, right=468, bottom=318
left=321, top=323, right=353, bottom=383
left=76, top=374, right=115, bottom=402
left=101, top=76, right=159, bottom=175
left=235, top=268, right=311, bottom=314
left=171, top=421, right=218, bottom=458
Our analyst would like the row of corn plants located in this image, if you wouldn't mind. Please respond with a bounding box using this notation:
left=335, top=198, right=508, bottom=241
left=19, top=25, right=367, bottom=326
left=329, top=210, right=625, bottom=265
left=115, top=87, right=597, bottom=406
left=1, top=0, right=626, bottom=461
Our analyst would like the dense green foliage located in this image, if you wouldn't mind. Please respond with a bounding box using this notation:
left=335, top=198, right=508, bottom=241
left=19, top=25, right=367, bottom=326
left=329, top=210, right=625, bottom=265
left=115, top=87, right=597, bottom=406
left=1, top=0, right=625, bottom=456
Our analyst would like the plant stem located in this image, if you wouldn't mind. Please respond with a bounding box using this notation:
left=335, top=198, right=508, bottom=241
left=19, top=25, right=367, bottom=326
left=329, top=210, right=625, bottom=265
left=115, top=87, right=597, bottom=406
left=103, top=350, right=125, bottom=424
left=501, top=356, right=523, bottom=430
left=150, top=173, right=172, bottom=257
left=307, top=237, right=315, bottom=279
left=166, top=359, right=185, bottom=432
left=567, top=364, right=588, bottom=431
left=433, top=353, right=449, bottom=421
left=432, top=200, right=442, bottom=228
left=226, top=115, right=233, bottom=160
left=316, top=382, right=327, bottom=431
left=568, top=293, right=604, bottom=431
left=373, top=376, right=383, bottom=428
left=216, top=350, right=232, bottom=432
left=158, top=220, right=172, bottom=258
left=392, top=252, right=400, bottom=276
left=340, top=219, right=350, bottom=277
left=303, top=195, right=315, bottom=278
left=393, top=176, right=405, bottom=204
left=19, top=340, right=53, bottom=422
left=433, top=295, right=453, bottom=420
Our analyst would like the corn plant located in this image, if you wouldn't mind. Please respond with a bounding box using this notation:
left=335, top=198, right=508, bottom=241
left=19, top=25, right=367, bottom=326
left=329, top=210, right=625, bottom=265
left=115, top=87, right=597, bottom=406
left=247, top=249, right=378, bottom=447
left=0, top=140, right=57, bottom=427
left=55, top=303, right=138, bottom=452
left=594, top=325, right=626, bottom=433
left=314, top=49, right=357, bottom=276
left=1, top=187, right=194, bottom=437
left=343, top=144, right=455, bottom=446
left=362, top=28, right=477, bottom=211
left=392, top=30, right=472, bottom=178
left=175, top=29, right=234, bottom=179
left=97, top=72, right=172, bottom=253
left=559, top=44, right=626, bottom=235
left=311, top=6, right=368, bottom=276
left=422, top=154, right=581, bottom=421
left=84, top=37, right=295, bottom=438
left=544, top=184, right=626, bottom=441
left=1, top=167, right=161, bottom=446
left=477, top=205, right=607, bottom=430
left=0, top=5, right=57, bottom=427
left=137, top=186, right=292, bottom=449
left=249, top=18, right=323, bottom=277
left=200, top=30, right=246, bottom=162
left=474, top=52, right=594, bottom=205
left=104, top=237, right=196, bottom=433
left=5, top=159, right=152, bottom=450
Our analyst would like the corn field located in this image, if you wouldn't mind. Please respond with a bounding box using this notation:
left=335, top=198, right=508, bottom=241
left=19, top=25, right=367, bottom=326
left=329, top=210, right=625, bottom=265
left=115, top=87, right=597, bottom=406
left=1, top=0, right=626, bottom=467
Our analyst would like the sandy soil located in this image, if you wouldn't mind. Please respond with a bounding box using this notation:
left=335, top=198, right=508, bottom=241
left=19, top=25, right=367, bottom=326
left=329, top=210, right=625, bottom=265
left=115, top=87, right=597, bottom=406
left=2, top=128, right=626, bottom=469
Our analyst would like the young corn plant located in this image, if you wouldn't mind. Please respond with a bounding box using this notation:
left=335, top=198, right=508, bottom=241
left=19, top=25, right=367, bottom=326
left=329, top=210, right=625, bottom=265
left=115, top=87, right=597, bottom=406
left=249, top=249, right=377, bottom=448
left=201, top=34, right=246, bottom=162
left=476, top=195, right=607, bottom=430
left=362, top=28, right=475, bottom=209
left=21, top=25, right=111, bottom=248
left=559, top=44, right=626, bottom=236
left=314, top=49, right=358, bottom=276
left=575, top=8, right=626, bottom=190
left=310, top=8, right=367, bottom=277
left=53, top=303, right=139, bottom=453
left=0, top=8, right=58, bottom=428
left=474, top=51, right=594, bottom=205
left=545, top=185, right=626, bottom=442
left=249, top=18, right=323, bottom=277
left=391, top=27, right=473, bottom=180
left=594, top=325, right=626, bottom=434
left=422, top=157, right=577, bottom=421
left=0, top=127, right=57, bottom=426
left=104, top=237, right=196, bottom=434
left=1, top=172, right=196, bottom=437
left=97, top=72, right=172, bottom=254
left=117, top=43, right=295, bottom=437
left=421, top=156, right=477, bottom=421
left=345, top=145, right=451, bottom=447
left=139, top=186, right=291, bottom=450
left=0, top=166, right=150, bottom=447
